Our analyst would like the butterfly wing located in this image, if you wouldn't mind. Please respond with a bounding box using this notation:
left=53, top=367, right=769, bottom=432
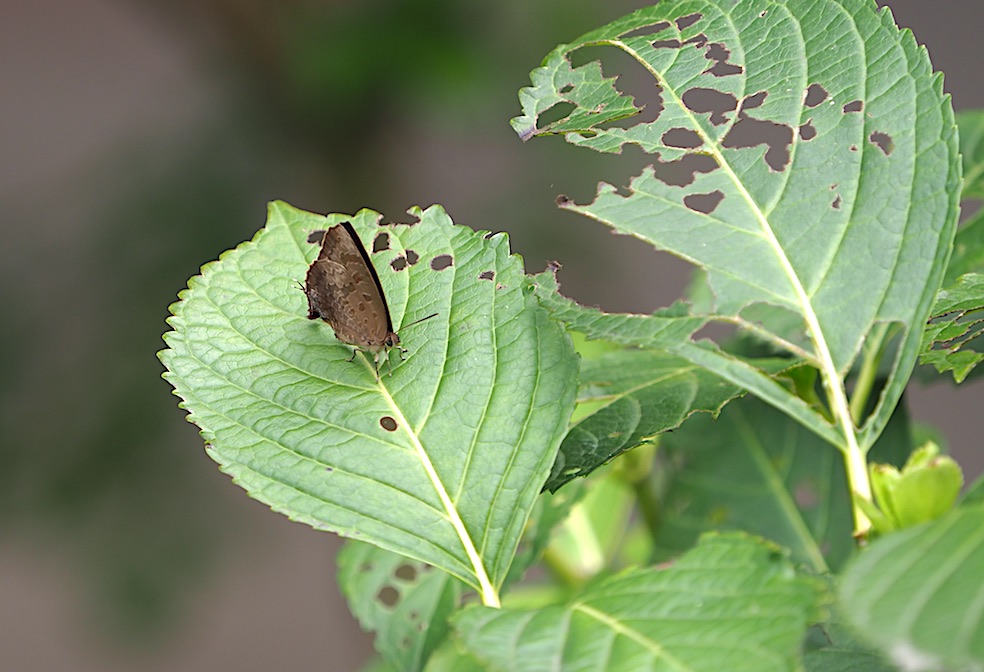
left=305, top=222, right=394, bottom=350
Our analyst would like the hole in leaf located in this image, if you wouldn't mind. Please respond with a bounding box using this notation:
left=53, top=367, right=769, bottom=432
left=843, top=100, right=863, bottom=113
left=377, top=586, right=399, bottom=608
left=682, top=87, right=737, bottom=126
left=740, top=91, right=767, bottom=111
left=405, top=249, right=420, bottom=265
left=799, top=120, right=817, bottom=141
left=654, top=33, right=708, bottom=50
left=675, top=12, right=701, bottom=30
left=307, top=230, right=327, bottom=244
left=539, top=101, right=576, bottom=127
left=619, top=20, right=670, bottom=39
left=380, top=416, right=398, bottom=432
left=662, top=127, right=703, bottom=149
left=652, top=154, right=719, bottom=187
left=394, top=563, right=418, bottom=581
left=391, top=257, right=409, bottom=271
left=703, top=42, right=743, bottom=77
left=431, top=255, right=453, bottom=271
left=479, top=270, right=495, bottom=281
left=832, top=195, right=843, bottom=210
left=804, top=83, right=828, bottom=108
left=559, top=84, right=573, bottom=94
left=869, top=131, right=893, bottom=155
left=373, top=232, right=390, bottom=252
left=722, top=117, right=794, bottom=171
left=683, top=190, right=724, bottom=214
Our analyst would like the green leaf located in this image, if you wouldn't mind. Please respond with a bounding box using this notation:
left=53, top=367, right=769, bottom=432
left=920, top=272, right=984, bottom=383
left=544, top=345, right=755, bottom=492
left=338, top=541, right=464, bottom=672
left=453, top=533, right=827, bottom=672
left=945, top=110, right=984, bottom=283
left=804, top=621, right=897, bottom=672
left=159, top=201, right=578, bottom=602
left=514, top=0, right=960, bottom=455
left=657, top=395, right=912, bottom=574
left=839, top=504, right=984, bottom=672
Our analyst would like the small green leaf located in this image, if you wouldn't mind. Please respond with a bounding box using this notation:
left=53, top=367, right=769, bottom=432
left=338, top=541, right=464, bottom=672
left=159, top=202, right=577, bottom=602
left=453, top=533, right=827, bottom=672
left=866, top=441, right=963, bottom=533
left=945, top=110, right=984, bottom=283
left=839, top=504, right=984, bottom=672
left=804, top=621, right=897, bottom=672
left=920, top=273, right=984, bottom=383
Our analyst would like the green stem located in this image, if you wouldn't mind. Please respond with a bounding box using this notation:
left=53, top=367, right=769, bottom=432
left=849, top=323, right=890, bottom=424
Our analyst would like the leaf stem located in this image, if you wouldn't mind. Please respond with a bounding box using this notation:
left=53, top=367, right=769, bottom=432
left=849, top=323, right=890, bottom=424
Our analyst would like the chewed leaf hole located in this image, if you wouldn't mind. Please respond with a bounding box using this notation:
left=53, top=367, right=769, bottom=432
left=377, top=586, right=399, bottom=608
left=372, top=232, right=390, bottom=252
left=843, top=100, right=863, bottom=113
left=683, top=190, right=724, bottom=214
left=662, top=127, right=703, bottom=149
left=653, top=154, right=719, bottom=187
left=804, top=83, right=828, bottom=108
left=380, top=416, right=398, bottom=431
left=394, top=563, right=418, bottom=581
left=703, top=42, right=743, bottom=77
left=619, top=20, right=670, bottom=39
left=799, top=120, right=817, bottom=140
left=431, top=255, right=453, bottom=271
left=869, top=131, right=893, bottom=156
left=723, top=117, right=794, bottom=171
left=479, top=270, right=495, bottom=281
left=832, top=195, right=843, bottom=210
left=682, top=87, right=737, bottom=126
left=307, top=230, right=326, bottom=244
left=391, top=257, right=408, bottom=271
left=676, top=12, right=701, bottom=30
left=405, top=249, right=419, bottom=265
left=539, top=101, right=576, bottom=127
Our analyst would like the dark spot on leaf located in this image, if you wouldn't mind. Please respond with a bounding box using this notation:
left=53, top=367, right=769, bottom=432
left=479, top=270, right=495, bottom=281
left=391, top=257, right=408, bottom=271
left=740, top=91, right=767, bottom=111
left=408, top=610, right=419, bottom=621
left=652, top=153, right=719, bottom=187
left=675, top=13, right=701, bottom=30
left=843, top=100, right=863, bottom=113
left=619, top=20, right=670, bottom=39
left=372, top=232, right=390, bottom=252
left=759, top=10, right=768, bottom=17
left=799, top=120, right=817, bottom=141
left=723, top=116, right=794, bottom=171
left=850, top=144, right=858, bottom=152
left=307, top=230, right=327, bottom=244
left=703, top=42, right=743, bottom=77
left=682, top=87, right=737, bottom=126
left=869, top=131, right=893, bottom=155
left=662, top=127, right=703, bottom=149
left=380, top=416, right=398, bottom=431
left=496, top=283, right=505, bottom=290
left=539, top=101, right=576, bottom=128
left=394, top=564, right=417, bottom=581
left=683, top=190, right=724, bottom=214
left=832, top=195, right=842, bottom=210
left=830, top=183, right=838, bottom=190
left=431, top=255, right=453, bottom=271
left=804, top=83, right=828, bottom=108
left=377, top=586, right=399, bottom=608
left=325, top=466, right=333, bottom=473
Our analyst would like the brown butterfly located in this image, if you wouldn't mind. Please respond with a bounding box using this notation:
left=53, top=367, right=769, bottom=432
left=304, top=221, right=433, bottom=376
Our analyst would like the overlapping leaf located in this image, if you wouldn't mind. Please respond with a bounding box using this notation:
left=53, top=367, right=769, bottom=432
left=514, top=0, right=960, bottom=451
left=159, top=202, right=577, bottom=600
left=920, top=273, right=984, bottom=383
left=839, top=504, right=984, bottom=672
left=453, top=533, right=826, bottom=672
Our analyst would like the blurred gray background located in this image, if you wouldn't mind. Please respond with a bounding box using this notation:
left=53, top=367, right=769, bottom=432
left=2, top=1, right=981, bottom=670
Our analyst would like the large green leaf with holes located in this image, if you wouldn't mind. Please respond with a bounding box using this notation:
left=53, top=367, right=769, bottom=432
left=514, top=0, right=959, bottom=452
left=159, top=201, right=577, bottom=602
